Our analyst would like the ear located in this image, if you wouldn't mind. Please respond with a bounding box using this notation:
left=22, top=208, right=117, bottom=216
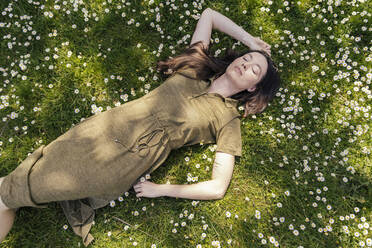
left=246, top=86, right=256, bottom=92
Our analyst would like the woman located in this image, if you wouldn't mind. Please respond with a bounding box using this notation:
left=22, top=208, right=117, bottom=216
left=0, top=8, right=279, bottom=246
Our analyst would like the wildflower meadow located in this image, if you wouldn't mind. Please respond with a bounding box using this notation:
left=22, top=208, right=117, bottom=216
left=0, top=0, right=371, bottom=247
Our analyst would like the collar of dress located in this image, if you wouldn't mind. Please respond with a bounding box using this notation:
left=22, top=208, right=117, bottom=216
left=190, top=77, right=240, bottom=111
left=191, top=89, right=240, bottom=109
left=176, top=68, right=240, bottom=112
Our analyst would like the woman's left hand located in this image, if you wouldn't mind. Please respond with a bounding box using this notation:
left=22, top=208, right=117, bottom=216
left=249, top=37, right=271, bottom=56
left=133, top=180, right=162, bottom=198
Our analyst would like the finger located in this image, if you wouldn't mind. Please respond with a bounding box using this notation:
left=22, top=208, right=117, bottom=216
left=136, top=193, right=143, bottom=198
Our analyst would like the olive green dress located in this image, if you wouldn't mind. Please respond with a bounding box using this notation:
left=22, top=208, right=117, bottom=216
left=0, top=68, right=242, bottom=246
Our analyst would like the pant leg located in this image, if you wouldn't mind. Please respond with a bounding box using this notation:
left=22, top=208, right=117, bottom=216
left=0, top=145, right=47, bottom=209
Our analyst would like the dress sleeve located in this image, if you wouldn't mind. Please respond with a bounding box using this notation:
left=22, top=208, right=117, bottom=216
left=215, top=117, right=242, bottom=157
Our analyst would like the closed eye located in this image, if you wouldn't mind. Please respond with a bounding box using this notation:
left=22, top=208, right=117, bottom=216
left=244, top=54, right=251, bottom=61
left=253, top=65, right=260, bottom=76
left=252, top=66, right=257, bottom=75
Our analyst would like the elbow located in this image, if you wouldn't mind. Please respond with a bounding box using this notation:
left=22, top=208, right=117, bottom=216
left=211, top=181, right=228, bottom=200
left=203, top=8, right=213, bottom=17
left=214, top=188, right=226, bottom=200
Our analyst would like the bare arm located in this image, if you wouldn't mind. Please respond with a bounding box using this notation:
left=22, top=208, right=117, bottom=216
left=190, top=8, right=271, bottom=55
left=133, top=152, right=235, bottom=200
left=190, top=8, right=213, bottom=49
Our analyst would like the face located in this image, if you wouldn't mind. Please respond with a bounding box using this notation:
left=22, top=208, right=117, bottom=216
left=226, top=52, right=268, bottom=92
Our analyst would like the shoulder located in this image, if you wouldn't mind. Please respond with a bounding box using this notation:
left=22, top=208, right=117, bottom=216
left=219, top=115, right=241, bottom=132
left=217, top=107, right=241, bottom=129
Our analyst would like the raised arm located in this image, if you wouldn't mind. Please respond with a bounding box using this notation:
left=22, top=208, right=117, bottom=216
left=133, top=152, right=235, bottom=200
left=190, top=8, right=271, bottom=55
left=190, top=8, right=213, bottom=50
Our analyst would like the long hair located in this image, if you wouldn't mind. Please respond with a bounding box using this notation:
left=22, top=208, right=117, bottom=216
left=156, top=41, right=280, bottom=117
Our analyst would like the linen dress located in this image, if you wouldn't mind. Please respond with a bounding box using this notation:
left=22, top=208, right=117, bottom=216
left=0, top=68, right=242, bottom=246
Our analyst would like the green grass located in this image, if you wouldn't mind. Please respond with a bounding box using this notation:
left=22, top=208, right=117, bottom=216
left=0, top=0, right=371, bottom=247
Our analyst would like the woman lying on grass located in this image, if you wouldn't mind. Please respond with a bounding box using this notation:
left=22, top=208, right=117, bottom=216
left=0, top=7, right=280, bottom=246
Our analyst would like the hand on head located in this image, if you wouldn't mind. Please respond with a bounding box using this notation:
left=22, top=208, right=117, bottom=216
left=249, top=37, right=271, bottom=56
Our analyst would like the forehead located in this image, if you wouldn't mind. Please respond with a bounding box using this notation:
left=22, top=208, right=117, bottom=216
left=244, top=52, right=268, bottom=66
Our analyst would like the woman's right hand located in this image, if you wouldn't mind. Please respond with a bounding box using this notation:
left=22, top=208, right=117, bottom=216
left=248, top=37, right=271, bottom=56
left=133, top=180, right=163, bottom=198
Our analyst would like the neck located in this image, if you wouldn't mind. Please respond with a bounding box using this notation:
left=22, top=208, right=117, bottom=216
left=206, top=74, right=241, bottom=98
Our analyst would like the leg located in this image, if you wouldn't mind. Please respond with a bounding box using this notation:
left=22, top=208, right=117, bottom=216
left=0, top=177, right=17, bottom=242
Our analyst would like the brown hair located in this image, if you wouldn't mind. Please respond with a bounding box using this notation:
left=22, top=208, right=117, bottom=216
left=156, top=41, right=280, bottom=117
